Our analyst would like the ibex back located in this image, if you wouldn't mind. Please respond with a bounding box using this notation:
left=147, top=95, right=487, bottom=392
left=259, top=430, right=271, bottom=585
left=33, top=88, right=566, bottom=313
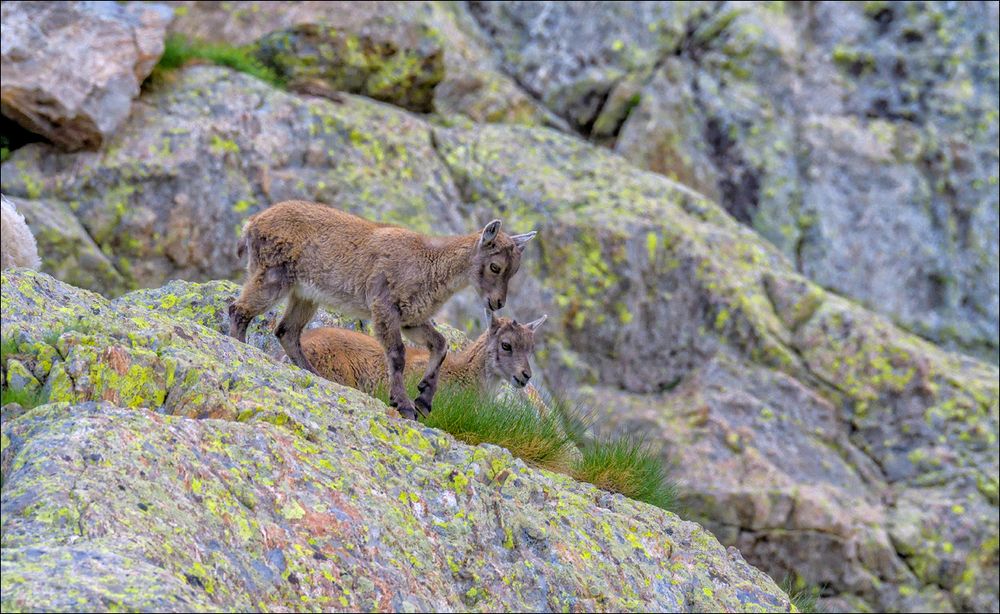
left=228, top=200, right=536, bottom=419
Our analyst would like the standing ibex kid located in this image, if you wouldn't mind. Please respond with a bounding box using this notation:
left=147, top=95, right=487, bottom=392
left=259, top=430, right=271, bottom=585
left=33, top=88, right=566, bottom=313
left=228, top=200, right=536, bottom=419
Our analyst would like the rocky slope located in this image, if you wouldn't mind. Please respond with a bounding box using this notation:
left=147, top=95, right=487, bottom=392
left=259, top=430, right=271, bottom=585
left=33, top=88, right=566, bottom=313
left=469, top=0, right=1000, bottom=362
left=1, top=269, right=791, bottom=612
left=3, top=61, right=998, bottom=612
left=1, top=2, right=998, bottom=612
left=6, top=1, right=997, bottom=361
left=166, top=0, right=564, bottom=128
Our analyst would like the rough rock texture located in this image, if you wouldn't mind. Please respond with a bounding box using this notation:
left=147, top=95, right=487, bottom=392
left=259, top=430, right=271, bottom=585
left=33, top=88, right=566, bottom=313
left=469, top=0, right=1000, bottom=363
left=166, top=0, right=561, bottom=126
left=466, top=0, right=702, bottom=133
left=2, top=62, right=997, bottom=611
left=254, top=18, right=445, bottom=113
left=9, top=195, right=125, bottom=292
left=429, top=121, right=1000, bottom=612
left=0, top=1, right=172, bottom=150
left=0, top=269, right=792, bottom=612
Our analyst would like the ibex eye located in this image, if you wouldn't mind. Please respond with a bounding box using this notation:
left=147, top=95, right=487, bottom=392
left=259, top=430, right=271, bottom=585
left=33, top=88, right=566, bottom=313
left=490, top=263, right=501, bottom=274
left=501, top=342, right=512, bottom=352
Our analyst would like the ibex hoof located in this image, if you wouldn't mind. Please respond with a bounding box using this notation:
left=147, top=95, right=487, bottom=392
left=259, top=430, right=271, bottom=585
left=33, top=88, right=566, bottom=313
left=414, top=397, right=432, bottom=418
left=392, top=399, right=419, bottom=421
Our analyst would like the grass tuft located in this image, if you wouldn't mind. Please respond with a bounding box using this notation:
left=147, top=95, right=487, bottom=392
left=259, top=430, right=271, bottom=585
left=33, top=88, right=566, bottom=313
left=424, top=385, right=577, bottom=472
left=0, top=337, right=19, bottom=365
left=369, top=378, right=678, bottom=511
left=780, top=576, right=823, bottom=613
left=376, top=379, right=576, bottom=472
left=0, top=385, right=48, bottom=410
left=148, top=34, right=284, bottom=88
left=573, top=434, right=678, bottom=512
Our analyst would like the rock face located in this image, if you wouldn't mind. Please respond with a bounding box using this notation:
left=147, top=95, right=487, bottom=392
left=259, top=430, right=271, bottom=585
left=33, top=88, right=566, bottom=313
left=167, top=0, right=562, bottom=126
left=2, top=63, right=998, bottom=611
left=0, top=1, right=172, bottom=150
left=429, top=121, right=1000, bottom=612
left=254, top=18, right=445, bottom=113
left=468, top=0, right=1000, bottom=362
left=1, top=269, right=791, bottom=612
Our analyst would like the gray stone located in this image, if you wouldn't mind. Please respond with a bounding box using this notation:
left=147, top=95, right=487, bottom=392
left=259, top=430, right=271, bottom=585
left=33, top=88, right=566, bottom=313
left=469, top=0, right=1000, bottom=362
left=0, top=1, right=172, bottom=150
left=0, top=269, right=792, bottom=612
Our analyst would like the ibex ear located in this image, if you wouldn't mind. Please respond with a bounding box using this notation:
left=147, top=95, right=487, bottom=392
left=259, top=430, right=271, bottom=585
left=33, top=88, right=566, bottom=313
left=511, top=231, right=537, bottom=252
left=479, top=219, right=502, bottom=249
left=525, top=314, right=547, bottom=332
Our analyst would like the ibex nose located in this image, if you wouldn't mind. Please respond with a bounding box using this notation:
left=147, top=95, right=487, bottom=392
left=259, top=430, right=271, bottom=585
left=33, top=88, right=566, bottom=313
left=495, top=298, right=505, bottom=309
left=522, top=370, right=531, bottom=382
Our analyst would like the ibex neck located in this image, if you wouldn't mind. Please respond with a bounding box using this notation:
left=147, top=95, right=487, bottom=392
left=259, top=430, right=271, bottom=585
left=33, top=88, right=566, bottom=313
left=450, top=330, right=490, bottom=384
left=427, top=233, right=479, bottom=292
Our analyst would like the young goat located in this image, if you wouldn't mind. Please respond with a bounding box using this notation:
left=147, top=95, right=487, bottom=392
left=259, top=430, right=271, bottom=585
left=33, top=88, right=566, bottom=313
left=300, top=313, right=547, bottom=396
left=228, top=200, right=536, bottom=419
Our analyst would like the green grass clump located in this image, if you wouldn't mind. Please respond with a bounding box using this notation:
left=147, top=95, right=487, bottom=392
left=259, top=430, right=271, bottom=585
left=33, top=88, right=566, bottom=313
left=370, top=379, right=678, bottom=511
left=376, top=380, right=577, bottom=472
left=149, top=34, right=284, bottom=88
left=573, top=434, right=678, bottom=512
left=780, top=576, right=823, bottom=613
left=0, top=385, right=48, bottom=410
left=0, top=337, right=19, bottom=365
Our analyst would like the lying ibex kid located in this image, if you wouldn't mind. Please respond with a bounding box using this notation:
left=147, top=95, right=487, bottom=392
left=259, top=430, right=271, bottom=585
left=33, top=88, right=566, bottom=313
left=228, top=200, right=536, bottom=419
left=300, top=313, right=547, bottom=395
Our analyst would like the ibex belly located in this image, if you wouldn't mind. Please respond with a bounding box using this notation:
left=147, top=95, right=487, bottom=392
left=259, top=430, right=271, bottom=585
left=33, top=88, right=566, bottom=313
left=294, top=282, right=370, bottom=320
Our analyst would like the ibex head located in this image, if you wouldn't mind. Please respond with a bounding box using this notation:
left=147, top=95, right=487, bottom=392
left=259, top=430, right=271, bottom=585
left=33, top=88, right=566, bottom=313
left=472, top=219, right=536, bottom=312
left=486, top=312, right=547, bottom=387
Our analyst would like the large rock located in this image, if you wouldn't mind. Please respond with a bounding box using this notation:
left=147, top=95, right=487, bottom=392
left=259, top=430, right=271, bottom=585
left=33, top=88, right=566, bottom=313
left=0, top=269, right=791, bottom=612
left=0, top=1, right=172, bottom=150
left=2, top=65, right=997, bottom=611
left=253, top=18, right=445, bottom=114
left=469, top=1, right=1000, bottom=363
left=427, top=123, right=999, bottom=612
left=466, top=0, right=702, bottom=132
left=166, top=0, right=562, bottom=126
left=8, top=195, right=127, bottom=293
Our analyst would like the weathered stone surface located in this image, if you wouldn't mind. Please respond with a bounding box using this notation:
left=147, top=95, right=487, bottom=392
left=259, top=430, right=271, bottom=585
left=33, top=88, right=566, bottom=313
left=0, top=1, right=172, bottom=150
left=166, top=0, right=560, bottom=126
left=1, top=268, right=792, bottom=612
left=254, top=18, right=445, bottom=113
left=426, top=122, right=999, bottom=612
left=8, top=195, right=126, bottom=293
left=2, top=61, right=997, bottom=611
left=466, top=0, right=702, bottom=132
left=469, top=0, right=1000, bottom=362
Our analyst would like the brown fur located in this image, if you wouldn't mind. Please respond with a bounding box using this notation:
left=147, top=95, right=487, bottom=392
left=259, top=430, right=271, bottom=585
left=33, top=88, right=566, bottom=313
left=228, top=200, right=536, bottom=419
left=301, top=314, right=547, bottom=394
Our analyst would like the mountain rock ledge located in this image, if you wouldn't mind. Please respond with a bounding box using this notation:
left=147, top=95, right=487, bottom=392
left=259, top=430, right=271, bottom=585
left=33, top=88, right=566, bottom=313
left=1, top=269, right=791, bottom=612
